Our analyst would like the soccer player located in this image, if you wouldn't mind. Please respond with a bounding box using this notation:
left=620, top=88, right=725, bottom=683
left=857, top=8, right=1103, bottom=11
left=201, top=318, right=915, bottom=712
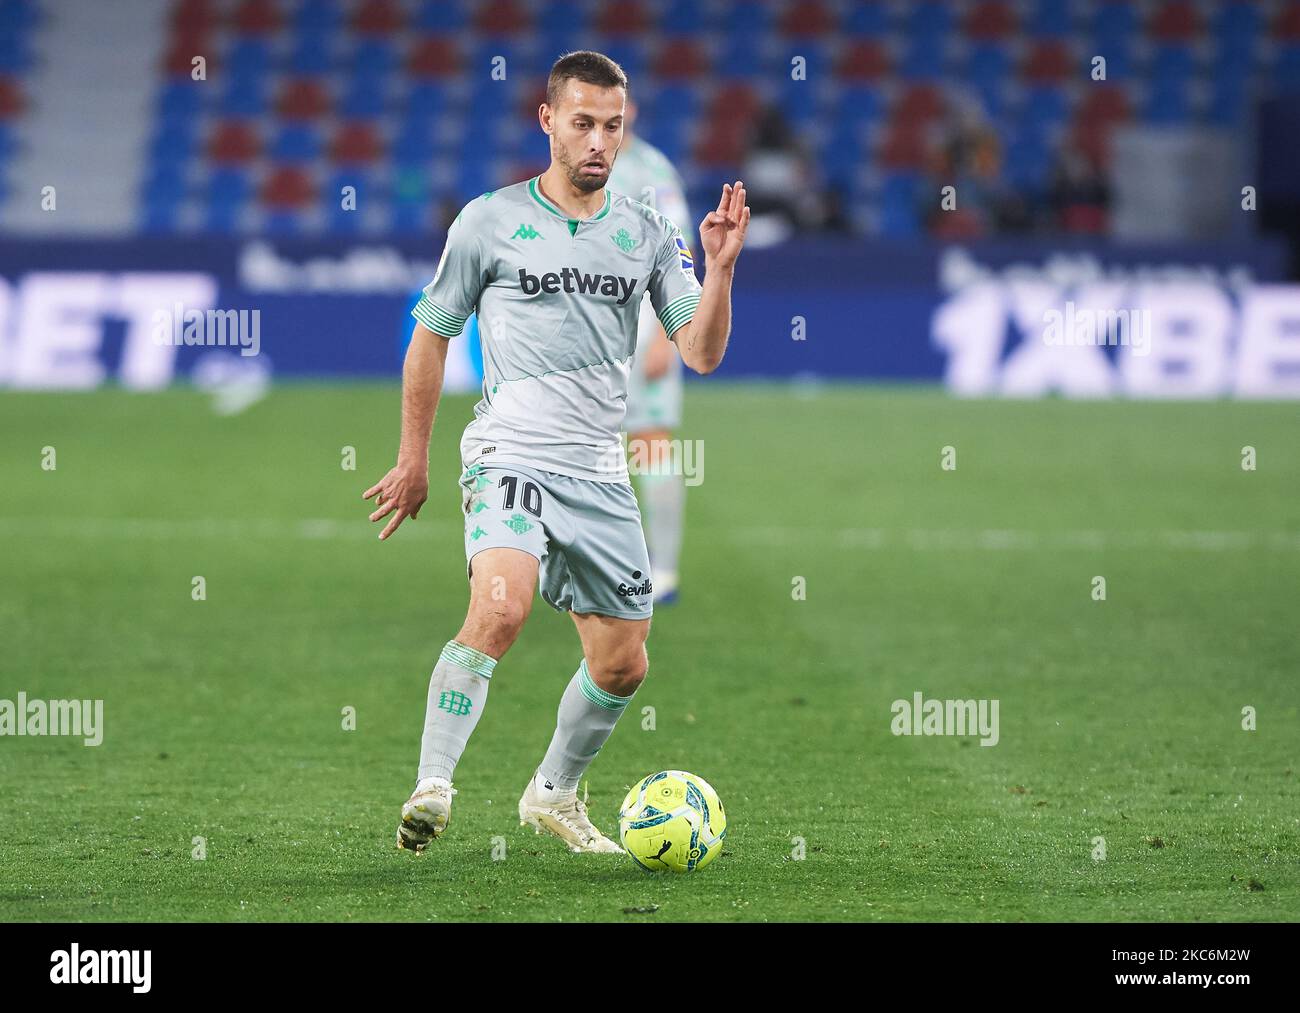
left=364, top=52, right=749, bottom=854
left=608, top=98, right=693, bottom=604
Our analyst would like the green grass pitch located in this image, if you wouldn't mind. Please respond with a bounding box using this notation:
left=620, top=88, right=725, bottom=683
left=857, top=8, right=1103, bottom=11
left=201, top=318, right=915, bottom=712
left=0, top=384, right=1296, bottom=922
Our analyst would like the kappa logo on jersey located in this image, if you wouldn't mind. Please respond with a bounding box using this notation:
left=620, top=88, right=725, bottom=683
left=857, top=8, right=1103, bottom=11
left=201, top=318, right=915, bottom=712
left=511, top=224, right=543, bottom=240
left=675, top=235, right=694, bottom=272
left=517, top=268, right=640, bottom=305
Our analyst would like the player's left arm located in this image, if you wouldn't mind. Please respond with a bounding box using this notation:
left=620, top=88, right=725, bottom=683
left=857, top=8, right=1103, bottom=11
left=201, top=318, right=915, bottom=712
left=670, top=180, right=749, bottom=375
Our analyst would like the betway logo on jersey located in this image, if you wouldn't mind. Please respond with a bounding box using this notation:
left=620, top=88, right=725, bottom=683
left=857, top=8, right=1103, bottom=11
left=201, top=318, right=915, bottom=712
left=517, top=268, right=639, bottom=305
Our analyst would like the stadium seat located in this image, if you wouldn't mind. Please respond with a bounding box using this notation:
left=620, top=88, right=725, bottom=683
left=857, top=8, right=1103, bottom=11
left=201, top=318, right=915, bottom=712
left=232, top=0, right=281, bottom=35
left=837, top=40, right=890, bottom=81
left=352, top=0, right=402, bottom=35
left=0, top=75, right=24, bottom=121
left=330, top=122, right=383, bottom=165
left=277, top=79, right=331, bottom=120
left=408, top=36, right=461, bottom=78
left=965, top=1, right=1017, bottom=42
left=262, top=166, right=316, bottom=208
left=207, top=121, right=261, bottom=163
left=1148, top=0, right=1200, bottom=42
left=596, top=0, right=648, bottom=36
left=271, top=124, right=322, bottom=162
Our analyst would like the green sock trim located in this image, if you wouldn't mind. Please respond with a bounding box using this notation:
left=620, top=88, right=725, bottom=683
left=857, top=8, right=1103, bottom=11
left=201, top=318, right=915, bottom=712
left=577, top=659, right=632, bottom=710
left=441, top=640, right=497, bottom=680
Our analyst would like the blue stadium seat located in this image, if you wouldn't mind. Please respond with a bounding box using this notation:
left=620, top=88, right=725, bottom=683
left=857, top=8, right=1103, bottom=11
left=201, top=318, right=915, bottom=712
left=833, top=84, right=882, bottom=128
left=1027, top=0, right=1072, bottom=38
left=289, top=31, right=335, bottom=74
left=340, top=75, right=388, bottom=118
left=966, top=43, right=1012, bottom=92
left=349, top=38, right=398, bottom=79
left=402, top=82, right=448, bottom=125
left=293, top=0, right=341, bottom=36
left=1091, top=0, right=1136, bottom=46
left=414, top=0, right=467, bottom=31
left=1002, top=126, right=1054, bottom=189
left=219, top=79, right=268, bottom=117
left=1150, top=45, right=1196, bottom=88
left=660, top=0, right=704, bottom=35
left=392, top=122, right=435, bottom=163
left=0, top=30, right=34, bottom=71
left=159, top=82, right=204, bottom=122
left=906, top=1, right=951, bottom=45
left=149, top=123, right=195, bottom=167
left=1274, top=46, right=1300, bottom=93
left=205, top=169, right=251, bottom=232
left=263, top=211, right=303, bottom=235
left=1207, top=73, right=1248, bottom=124
left=271, top=125, right=322, bottom=162
left=879, top=172, right=922, bottom=237
left=1021, top=86, right=1069, bottom=130
left=898, top=36, right=944, bottom=80
left=226, top=39, right=272, bottom=79
left=843, top=2, right=889, bottom=37
left=647, top=83, right=700, bottom=123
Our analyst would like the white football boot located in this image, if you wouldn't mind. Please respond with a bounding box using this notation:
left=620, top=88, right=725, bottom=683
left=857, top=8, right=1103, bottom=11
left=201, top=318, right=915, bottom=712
left=518, top=776, right=623, bottom=854
left=397, top=777, right=456, bottom=852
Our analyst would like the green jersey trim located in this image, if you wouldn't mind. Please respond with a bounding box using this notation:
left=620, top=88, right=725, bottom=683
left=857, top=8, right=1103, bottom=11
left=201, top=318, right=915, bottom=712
left=658, top=292, right=701, bottom=338
left=412, top=295, right=468, bottom=337
left=528, top=176, right=611, bottom=224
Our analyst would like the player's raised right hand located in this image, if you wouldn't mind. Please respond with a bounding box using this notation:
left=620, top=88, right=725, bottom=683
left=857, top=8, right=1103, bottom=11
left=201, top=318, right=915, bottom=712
left=363, top=463, right=429, bottom=541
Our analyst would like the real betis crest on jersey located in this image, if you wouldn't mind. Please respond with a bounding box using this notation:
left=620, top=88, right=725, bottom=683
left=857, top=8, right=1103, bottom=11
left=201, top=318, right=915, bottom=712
left=612, top=227, right=636, bottom=252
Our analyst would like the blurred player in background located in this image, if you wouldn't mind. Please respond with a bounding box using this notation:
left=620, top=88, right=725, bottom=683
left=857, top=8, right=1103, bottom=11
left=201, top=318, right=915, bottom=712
left=608, top=98, right=692, bottom=605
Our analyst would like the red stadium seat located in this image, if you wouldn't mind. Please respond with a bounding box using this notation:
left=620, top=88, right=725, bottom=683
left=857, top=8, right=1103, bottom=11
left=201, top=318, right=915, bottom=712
left=171, top=0, right=218, bottom=34
left=709, top=82, right=762, bottom=123
left=838, top=40, right=890, bottom=80
left=330, top=122, right=383, bottom=164
left=407, top=37, right=461, bottom=78
left=232, top=0, right=281, bottom=35
left=353, top=0, right=404, bottom=35
left=475, top=0, right=530, bottom=34
left=208, top=121, right=261, bottom=163
left=163, top=32, right=213, bottom=76
left=0, top=76, right=25, bottom=119
left=653, top=38, right=708, bottom=79
left=878, top=122, right=930, bottom=169
left=895, top=84, right=945, bottom=123
left=965, top=1, right=1017, bottom=41
left=1071, top=120, right=1115, bottom=167
left=1275, top=1, right=1300, bottom=41
left=518, top=80, right=548, bottom=120
left=261, top=166, right=316, bottom=208
left=779, top=0, right=834, bottom=37
left=277, top=79, right=331, bottom=120
left=596, top=0, right=649, bottom=36
left=693, top=120, right=748, bottom=166
left=1076, top=85, right=1130, bottom=124
left=1148, top=0, right=1199, bottom=41
left=1023, top=40, right=1072, bottom=83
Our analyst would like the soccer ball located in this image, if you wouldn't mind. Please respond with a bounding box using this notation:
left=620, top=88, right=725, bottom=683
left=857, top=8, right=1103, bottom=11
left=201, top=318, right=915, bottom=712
left=618, top=770, right=726, bottom=873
